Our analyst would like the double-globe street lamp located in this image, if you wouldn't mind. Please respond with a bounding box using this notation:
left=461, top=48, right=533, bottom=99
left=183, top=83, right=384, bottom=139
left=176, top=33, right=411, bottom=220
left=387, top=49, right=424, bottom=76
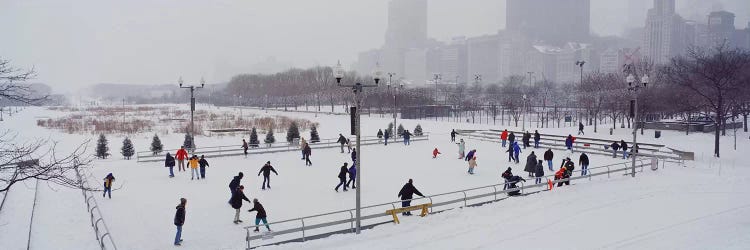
left=333, top=61, right=382, bottom=235
left=387, top=77, right=404, bottom=137
left=625, top=66, right=649, bottom=178
left=178, top=76, right=205, bottom=150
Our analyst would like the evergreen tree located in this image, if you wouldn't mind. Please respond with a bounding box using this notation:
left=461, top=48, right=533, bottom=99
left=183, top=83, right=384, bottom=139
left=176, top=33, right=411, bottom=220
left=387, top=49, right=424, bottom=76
left=264, top=128, right=276, bottom=145
left=286, top=122, right=300, bottom=143
left=121, top=137, right=135, bottom=160
left=387, top=122, right=394, bottom=136
left=414, top=124, right=423, bottom=136
left=183, top=133, right=195, bottom=152
left=96, top=134, right=110, bottom=159
left=249, top=127, right=260, bottom=147
left=397, top=124, right=405, bottom=136
left=310, top=125, right=320, bottom=143
left=150, top=134, right=163, bottom=155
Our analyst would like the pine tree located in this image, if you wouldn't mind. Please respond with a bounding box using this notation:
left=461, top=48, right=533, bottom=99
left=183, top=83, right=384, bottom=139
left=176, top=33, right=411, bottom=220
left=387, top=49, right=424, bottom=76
left=96, top=134, right=109, bottom=159
left=249, top=127, right=260, bottom=147
left=387, top=122, right=394, bottom=136
left=309, top=125, right=320, bottom=143
left=150, top=134, right=163, bottom=155
left=286, top=122, right=300, bottom=143
left=414, top=124, right=423, bottom=136
left=121, top=137, right=135, bottom=160
left=183, top=133, right=195, bottom=152
left=264, top=128, right=276, bottom=145
left=397, top=124, right=405, bottom=136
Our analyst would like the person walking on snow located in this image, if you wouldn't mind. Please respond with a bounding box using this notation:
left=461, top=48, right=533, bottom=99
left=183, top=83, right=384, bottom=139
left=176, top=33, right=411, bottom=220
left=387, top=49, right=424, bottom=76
left=230, top=185, right=250, bottom=224
left=165, top=152, right=175, bottom=178
left=543, top=148, right=554, bottom=171
left=533, top=130, right=541, bottom=148
left=457, top=139, right=466, bottom=159
left=351, top=148, right=357, bottom=163
left=397, top=179, right=424, bottom=215
left=403, top=130, right=412, bottom=145
left=565, top=134, right=574, bottom=151
left=579, top=152, right=590, bottom=176
left=534, top=160, right=545, bottom=184
left=103, top=173, right=115, bottom=198
left=248, top=199, right=271, bottom=232
left=524, top=151, right=537, bottom=177
left=346, top=138, right=353, bottom=153
left=508, top=132, right=516, bottom=147
left=335, top=163, right=348, bottom=192
left=300, top=137, right=307, bottom=160
left=500, top=129, right=509, bottom=147
left=337, top=134, right=347, bottom=153
left=578, top=122, right=585, bottom=135
left=620, top=140, right=629, bottom=159
left=465, top=149, right=477, bottom=161
left=346, top=162, right=357, bottom=189
left=258, top=161, right=278, bottom=190
left=189, top=155, right=200, bottom=180
left=432, top=148, right=442, bottom=158
left=173, top=198, right=186, bottom=246
left=303, top=143, right=312, bottom=166
left=507, top=142, right=521, bottom=164
left=242, top=139, right=249, bottom=157
left=199, top=155, right=209, bottom=179
left=610, top=141, right=621, bottom=158
left=522, top=131, right=531, bottom=149
left=450, top=129, right=458, bottom=142
left=468, top=156, right=478, bottom=174
left=377, top=129, right=384, bottom=143
left=228, top=172, right=243, bottom=202
left=175, top=146, right=188, bottom=172
left=384, top=129, right=390, bottom=145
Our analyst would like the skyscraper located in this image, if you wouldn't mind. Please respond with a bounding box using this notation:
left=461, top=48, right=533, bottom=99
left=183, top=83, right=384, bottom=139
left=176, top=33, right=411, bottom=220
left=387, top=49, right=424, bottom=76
left=643, top=0, right=688, bottom=64
left=506, top=0, right=590, bottom=45
left=382, top=0, right=428, bottom=77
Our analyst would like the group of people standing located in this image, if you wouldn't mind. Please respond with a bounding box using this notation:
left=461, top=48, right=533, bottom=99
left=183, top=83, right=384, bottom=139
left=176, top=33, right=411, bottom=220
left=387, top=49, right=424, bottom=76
left=164, top=146, right=210, bottom=180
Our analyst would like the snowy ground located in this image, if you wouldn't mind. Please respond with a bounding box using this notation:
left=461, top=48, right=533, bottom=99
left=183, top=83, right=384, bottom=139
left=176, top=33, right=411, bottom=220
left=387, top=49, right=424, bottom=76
left=1, top=104, right=748, bottom=250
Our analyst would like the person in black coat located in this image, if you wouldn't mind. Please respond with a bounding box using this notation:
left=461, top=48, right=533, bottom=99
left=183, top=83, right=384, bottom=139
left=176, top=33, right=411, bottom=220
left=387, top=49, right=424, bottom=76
left=165, top=153, right=175, bottom=178
left=337, top=134, right=347, bottom=153
left=450, top=129, right=458, bottom=142
left=620, top=140, right=629, bottom=159
left=508, top=132, right=516, bottom=146
left=522, top=131, right=531, bottom=149
left=351, top=148, right=357, bottom=162
left=524, top=151, right=537, bottom=177
left=173, top=198, right=186, bottom=246
left=507, top=175, right=526, bottom=196
left=534, top=160, right=545, bottom=184
left=303, top=144, right=312, bottom=166
left=533, top=130, right=541, bottom=148
left=384, top=129, right=390, bottom=145
left=230, top=185, right=251, bottom=224
left=228, top=172, right=244, bottom=202
left=610, top=141, right=621, bottom=158
left=198, top=155, right=209, bottom=179
left=579, top=153, right=590, bottom=176
left=543, top=149, right=554, bottom=171
left=397, top=179, right=424, bottom=215
left=248, top=198, right=271, bottom=232
left=258, top=161, right=278, bottom=190
left=578, top=122, right=585, bottom=135
left=335, top=163, right=348, bottom=192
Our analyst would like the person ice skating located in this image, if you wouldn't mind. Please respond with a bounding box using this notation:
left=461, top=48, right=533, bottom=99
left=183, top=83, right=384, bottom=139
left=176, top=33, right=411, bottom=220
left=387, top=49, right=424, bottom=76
left=397, top=179, right=424, bottom=215
left=175, top=146, right=188, bottom=171
left=303, top=143, right=312, bottom=166
left=468, top=156, right=477, bottom=174
left=228, top=172, right=243, bottom=202
left=337, top=134, right=347, bottom=153
left=620, top=140, right=629, bottom=159
left=258, top=161, right=278, bottom=190
left=199, top=155, right=209, bottom=179
left=502, top=167, right=513, bottom=190
left=457, top=139, right=466, bottom=159
left=230, top=185, right=250, bottom=224
left=579, top=152, right=590, bottom=176
left=403, top=130, right=412, bottom=145
left=533, top=130, right=541, bottom=148
left=242, top=139, right=249, bottom=157
left=557, top=158, right=575, bottom=187
left=524, top=151, right=537, bottom=177
left=543, top=148, right=554, bottom=171
left=534, top=160, right=545, bottom=184
left=248, top=199, right=271, bottom=232
left=508, top=132, right=516, bottom=146
left=346, top=138, right=353, bottom=153
left=377, top=129, right=384, bottom=143
left=432, top=148, right=442, bottom=158
left=500, top=129, right=509, bottom=147
left=522, top=131, right=531, bottom=149
left=335, top=163, right=348, bottom=192
left=346, top=162, right=357, bottom=189
left=450, top=129, right=458, bottom=142
left=465, top=149, right=476, bottom=161
left=103, top=173, right=115, bottom=198
left=300, top=137, right=307, bottom=160
left=555, top=165, right=570, bottom=187
left=610, top=141, right=621, bottom=158
left=578, top=122, right=585, bottom=135
left=165, top=152, right=175, bottom=178
left=173, top=198, right=186, bottom=246
left=565, top=134, right=574, bottom=151
left=384, top=129, right=390, bottom=145
left=189, top=155, right=200, bottom=180
left=509, top=142, right=521, bottom=164
left=351, top=148, right=357, bottom=162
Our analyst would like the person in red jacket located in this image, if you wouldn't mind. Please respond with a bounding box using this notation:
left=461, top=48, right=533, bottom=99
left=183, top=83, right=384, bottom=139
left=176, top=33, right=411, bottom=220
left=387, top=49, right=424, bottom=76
left=500, top=129, right=509, bottom=147
left=432, top=148, right=441, bottom=158
left=175, top=146, right=188, bottom=172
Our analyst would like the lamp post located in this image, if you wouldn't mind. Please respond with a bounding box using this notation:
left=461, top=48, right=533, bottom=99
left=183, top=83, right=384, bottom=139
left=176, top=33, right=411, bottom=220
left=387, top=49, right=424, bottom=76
left=388, top=80, right=404, bottom=137
left=334, top=61, right=381, bottom=235
left=433, top=74, right=442, bottom=121
left=522, top=94, right=527, bottom=131
left=625, top=66, right=649, bottom=178
left=179, top=76, right=205, bottom=150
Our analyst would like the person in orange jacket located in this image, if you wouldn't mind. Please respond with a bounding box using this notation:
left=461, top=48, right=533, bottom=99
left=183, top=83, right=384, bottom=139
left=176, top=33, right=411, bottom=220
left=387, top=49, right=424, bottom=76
left=189, top=155, right=200, bottom=180
left=500, top=129, right=509, bottom=147
left=175, top=146, right=188, bottom=172
left=432, top=148, right=441, bottom=158
left=554, top=165, right=570, bottom=187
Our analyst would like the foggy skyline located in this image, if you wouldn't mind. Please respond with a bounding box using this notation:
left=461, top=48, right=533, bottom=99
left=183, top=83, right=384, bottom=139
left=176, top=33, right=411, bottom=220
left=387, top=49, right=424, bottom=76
left=2, top=0, right=748, bottom=93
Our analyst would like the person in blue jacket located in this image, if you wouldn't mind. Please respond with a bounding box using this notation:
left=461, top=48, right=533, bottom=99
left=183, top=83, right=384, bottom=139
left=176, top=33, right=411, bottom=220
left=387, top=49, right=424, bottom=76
left=346, top=162, right=357, bottom=189
left=465, top=149, right=476, bottom=161
left=565, top=134, right=574, bottom=151
left=512, top=142, right=522, bottom=164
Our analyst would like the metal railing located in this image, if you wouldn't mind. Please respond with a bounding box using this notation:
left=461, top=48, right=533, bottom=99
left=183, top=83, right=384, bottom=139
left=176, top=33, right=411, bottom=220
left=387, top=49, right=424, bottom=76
left=242, top=160, right=654, bottom=249
left=136, top=135, right=429, bottom=162
left=75, top=168, right=118, bottom=250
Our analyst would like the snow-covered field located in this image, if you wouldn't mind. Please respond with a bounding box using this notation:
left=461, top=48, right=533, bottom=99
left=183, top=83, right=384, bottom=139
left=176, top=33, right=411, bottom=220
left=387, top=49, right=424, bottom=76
left=1, top=104, right=748, bottom=250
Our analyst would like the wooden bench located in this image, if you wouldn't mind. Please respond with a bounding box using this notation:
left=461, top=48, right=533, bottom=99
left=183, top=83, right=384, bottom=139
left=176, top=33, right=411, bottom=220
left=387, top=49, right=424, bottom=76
left=385, top=203, right=432, bottom=224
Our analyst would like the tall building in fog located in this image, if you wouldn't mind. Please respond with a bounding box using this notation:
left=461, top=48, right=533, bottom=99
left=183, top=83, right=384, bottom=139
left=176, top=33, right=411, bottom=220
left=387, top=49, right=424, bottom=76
left=506, top=0, right=590, bottom=45
left=643, top=0, right=689, bottom=64
left=382, top=0, right=428, bottom=78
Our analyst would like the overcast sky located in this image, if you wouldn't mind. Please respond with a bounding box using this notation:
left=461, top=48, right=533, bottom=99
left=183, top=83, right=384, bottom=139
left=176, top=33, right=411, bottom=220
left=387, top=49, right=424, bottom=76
left=1, top=0, right=748, bottom=93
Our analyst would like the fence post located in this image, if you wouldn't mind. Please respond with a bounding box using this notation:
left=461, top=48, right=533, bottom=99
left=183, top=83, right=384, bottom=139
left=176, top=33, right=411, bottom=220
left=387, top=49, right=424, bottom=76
left=301, top=219, right=306, bottom=242
left=349, top=210, right=354, bottom=233
left=492, top=186, right=498, bottom=201
left=245, top=229, right=251, bottom=250
left=462, top=191, right=467, bottom=207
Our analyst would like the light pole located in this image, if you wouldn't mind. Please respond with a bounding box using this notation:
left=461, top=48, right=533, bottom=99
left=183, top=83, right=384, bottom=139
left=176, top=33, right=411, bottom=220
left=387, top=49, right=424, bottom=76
left=522, top=94, right=527, bottom=131
left=388, top=80, right=404, bottom=137
left=625, top=66, right=649, bottom=178
left=333, top=61, right=381, bottom=235
left=433, top=74, right=441, bottom=121
left=179, top=76, right=205, bottom=150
